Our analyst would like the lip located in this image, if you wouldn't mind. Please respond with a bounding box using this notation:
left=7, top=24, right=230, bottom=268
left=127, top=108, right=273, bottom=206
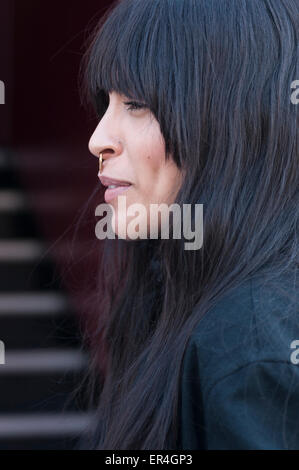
left=99, top=175, right=132, bottom=187
left=104, top=185, right=132, bottom=203
left=98, top=175, right=133, bottom=203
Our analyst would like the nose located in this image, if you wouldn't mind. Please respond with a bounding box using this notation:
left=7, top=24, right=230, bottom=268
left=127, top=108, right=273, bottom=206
left=88, top=129, right=122, bottom=157
left=88, top=123, right=123, bottom=173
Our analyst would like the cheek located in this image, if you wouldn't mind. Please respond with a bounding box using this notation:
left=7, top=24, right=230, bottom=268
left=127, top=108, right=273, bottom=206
left=129, top=120, right=173, bottom=197
left=137, top=123, right=166, bottom=173
left=140, top=143, right=166, bottom=181
left=129, top=153, right=164, bottom=201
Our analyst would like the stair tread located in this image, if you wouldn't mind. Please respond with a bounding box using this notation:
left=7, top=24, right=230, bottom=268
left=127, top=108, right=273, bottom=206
left=0, top=292, right=69, bottom=314
left=0, top=348, right=88, bottom=374
left=0, top=412, right=93, bottom=437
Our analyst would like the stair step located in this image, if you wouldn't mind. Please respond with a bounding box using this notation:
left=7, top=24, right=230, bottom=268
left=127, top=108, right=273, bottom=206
left=0, top=150, right=22, bottom=190
left=0, top=190, right=26, bottom=211
left=0, top=349, right=89, bottom=413
left=0, top=241, right=61, bottom=290
left=0, top=190, right=76, bottom=213
left=0, top=193, right=36, bottom=238
left=0, top=149, right=14, bottom=168
left=0, top=292, right=80, bottom=349
left=0, top=292, right=68, bottom=314
left=0, top=313, right=81, bottom=350
left=0, top=240, right=45, bottom=261
left=0, top=211, right=36, bottom=239
left=0, top=349, right=87, bottom=373
left=0, top=412, right=92, bottom=437
left=0, top=167, right=22, bottom=189
left=0, top=436, right=81, bottom=450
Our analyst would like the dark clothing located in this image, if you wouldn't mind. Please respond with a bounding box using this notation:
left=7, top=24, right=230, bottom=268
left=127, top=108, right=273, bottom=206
left=177, top=270, right=299, bottom=449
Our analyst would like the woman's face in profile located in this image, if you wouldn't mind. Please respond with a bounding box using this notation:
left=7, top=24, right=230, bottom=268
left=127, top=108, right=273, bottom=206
left=89, top=91, right=183, bottom=239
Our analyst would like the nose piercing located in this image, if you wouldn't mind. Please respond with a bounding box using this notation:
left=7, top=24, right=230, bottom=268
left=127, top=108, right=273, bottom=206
left=99, top=153, right=104, bottom=174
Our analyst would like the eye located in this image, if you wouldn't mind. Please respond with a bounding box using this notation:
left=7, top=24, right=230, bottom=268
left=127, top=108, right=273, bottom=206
left=124, top=101, right=147, bottom=112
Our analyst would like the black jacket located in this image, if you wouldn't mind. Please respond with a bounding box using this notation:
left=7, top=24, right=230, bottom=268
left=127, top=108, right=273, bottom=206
left=177, top=269, right=299, bottom=449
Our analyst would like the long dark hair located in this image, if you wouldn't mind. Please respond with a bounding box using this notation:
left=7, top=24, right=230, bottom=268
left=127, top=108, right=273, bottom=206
left=76, top=0, right=299, bottom=449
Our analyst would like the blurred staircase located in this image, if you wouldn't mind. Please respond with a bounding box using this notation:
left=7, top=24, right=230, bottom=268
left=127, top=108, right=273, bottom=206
left=0, top=149, right=92, bottom=449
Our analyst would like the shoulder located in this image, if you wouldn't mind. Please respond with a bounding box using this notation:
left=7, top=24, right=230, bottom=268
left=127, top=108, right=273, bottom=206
left=178, top=269, right=299, bottom=449
left=183, top=269, right=298, bottom=396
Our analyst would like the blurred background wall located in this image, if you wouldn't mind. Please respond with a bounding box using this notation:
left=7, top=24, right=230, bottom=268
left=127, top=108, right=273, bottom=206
left=0, top=0, right=113, bottom=449
left=0, top=0, right=14, bottom=144
left=13, top=0, right=111, bottom=318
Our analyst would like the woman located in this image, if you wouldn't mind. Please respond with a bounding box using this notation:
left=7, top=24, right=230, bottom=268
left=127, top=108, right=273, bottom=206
left=76, top=0, right=298, bottom=450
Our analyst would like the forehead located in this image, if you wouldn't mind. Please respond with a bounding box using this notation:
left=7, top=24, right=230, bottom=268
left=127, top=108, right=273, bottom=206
left=86, top=3, right=165, bottom=109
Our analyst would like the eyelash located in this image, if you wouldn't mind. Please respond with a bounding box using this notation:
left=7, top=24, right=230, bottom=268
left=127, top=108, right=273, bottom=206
left=124, top=101, right=147, bottom=112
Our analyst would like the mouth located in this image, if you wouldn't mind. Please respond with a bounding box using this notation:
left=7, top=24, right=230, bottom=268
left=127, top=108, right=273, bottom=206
left=99, top=175, right=133, bottom=203
left=104, top=185, right=132, bottom=203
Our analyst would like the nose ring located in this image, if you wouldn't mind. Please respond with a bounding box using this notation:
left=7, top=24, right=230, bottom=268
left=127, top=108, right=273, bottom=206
left=99, top=153, right=104, bottom=174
